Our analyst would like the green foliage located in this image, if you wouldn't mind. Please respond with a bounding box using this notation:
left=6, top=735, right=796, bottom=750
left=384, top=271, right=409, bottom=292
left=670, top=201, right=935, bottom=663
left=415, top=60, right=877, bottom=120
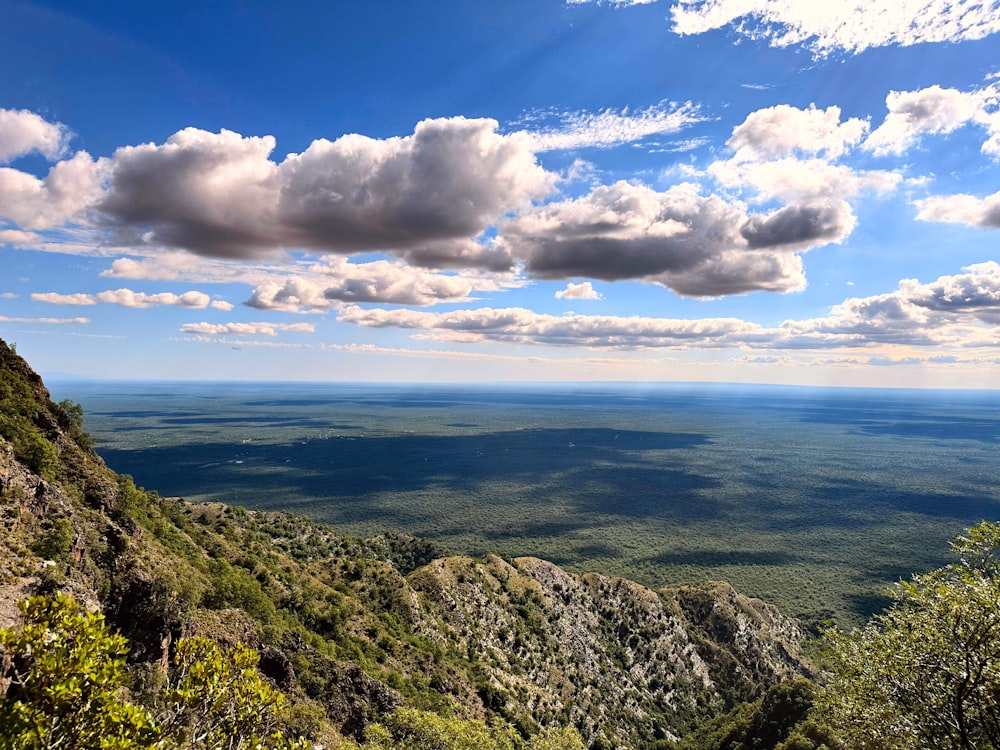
left=0, top=595, right=309, bottom=750
left=819, top=520, right=1000, bottom=750
left=57, top=398, right=93, bottom=452
left=57, top=399, right=85, bottom=433
left=159, top=636, right=307, bottom=750
left=672, top=679, right=837, bottom=750
left=204, top=558, right=279, bottom=623
left=0, top=357, right=57, bottom=479
left=30, top=517, right=74, bottom=562
left=0, top=413, right=57, bottom=479
left=0, top=593, right=159, bottom=750
left=355, top=707, right=584, bottom=750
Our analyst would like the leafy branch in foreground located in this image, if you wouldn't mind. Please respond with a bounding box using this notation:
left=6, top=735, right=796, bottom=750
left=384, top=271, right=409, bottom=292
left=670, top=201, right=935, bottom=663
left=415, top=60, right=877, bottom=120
left=0, top=593, right=158, bottom=750
left=819, top=520, right=1000, bottom=750
left=0, top=593, right=307, bottom=750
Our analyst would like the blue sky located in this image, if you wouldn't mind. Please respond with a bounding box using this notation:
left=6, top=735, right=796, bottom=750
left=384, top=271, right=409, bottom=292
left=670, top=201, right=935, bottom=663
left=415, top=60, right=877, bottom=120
left=2, top=0, right=1000, bottom=387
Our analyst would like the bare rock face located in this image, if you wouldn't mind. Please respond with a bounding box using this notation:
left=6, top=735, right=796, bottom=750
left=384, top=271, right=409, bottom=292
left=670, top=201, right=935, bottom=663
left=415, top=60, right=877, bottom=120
left=405, top=553, right=813, bottom=747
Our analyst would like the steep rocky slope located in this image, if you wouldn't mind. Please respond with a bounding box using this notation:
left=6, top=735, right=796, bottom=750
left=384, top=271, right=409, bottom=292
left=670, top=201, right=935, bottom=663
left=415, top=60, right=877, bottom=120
left=0, top=338, right=815, bottom=748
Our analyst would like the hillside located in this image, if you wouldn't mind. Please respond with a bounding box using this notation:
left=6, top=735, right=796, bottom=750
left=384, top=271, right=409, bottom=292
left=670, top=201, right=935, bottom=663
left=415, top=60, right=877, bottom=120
left=0, top=337, right=816, bottom=748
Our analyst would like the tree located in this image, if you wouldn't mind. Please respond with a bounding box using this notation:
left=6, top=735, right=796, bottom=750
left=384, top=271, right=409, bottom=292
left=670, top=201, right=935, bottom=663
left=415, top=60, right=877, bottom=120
left=0, top=593, right=159, bottom=750
left=57, top=398, right=93, bottom=451
left=819, top=521, right=1000, bottom=750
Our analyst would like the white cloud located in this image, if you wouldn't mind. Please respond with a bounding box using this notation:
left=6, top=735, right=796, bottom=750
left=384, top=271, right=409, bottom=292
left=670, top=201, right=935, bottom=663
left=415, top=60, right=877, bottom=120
left=864, top=85, right=995, bottom=156
left=0, top=109, right=70, bottom=163
left=915, top=189, right=1000, bottom=227
left=522, top=102, right=702, bottom=151
left=336, top=263, right=1000, bottom=351
left=0, top=229, right=42, bottom=246
left=567, top=0, right=657, bottom=6
left=648, top=137, right=712, bottom=153
left=339, top=304, right=765, bottom=348
left=685, top=104, right=902, bottom=283
left=0, top=151, right=107, bottom=229
left=179, top=321, right=316, bottom=336
left=31, top=292, right=96, bottom=306
left=98, top=118, right=553, bottom=265
left=708, top=104, right=900, bottom=207
left=100, top=127, right=279, bottom=257
left=727, top=104, right=868, bottom=161
left=711, top=158, right=900, bottom=204
left=245, top=257, right=480, bottom=311
left=99, top=251, right=283, bottom=285
left=31, top=288, right=227, bottom=309
left=556, top=281, right=603, bottom=300
left=669, top=0, right=1000, bottom=56
left=0, top=315, right=89, bottom=324
left=0, top=292, right=17, bottom=299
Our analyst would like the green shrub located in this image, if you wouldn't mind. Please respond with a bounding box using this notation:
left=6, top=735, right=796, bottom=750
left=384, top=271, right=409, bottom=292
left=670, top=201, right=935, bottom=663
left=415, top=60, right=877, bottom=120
left=0, top=593, right=159, bottom=750
left=0, top=594, right=310, bottom=750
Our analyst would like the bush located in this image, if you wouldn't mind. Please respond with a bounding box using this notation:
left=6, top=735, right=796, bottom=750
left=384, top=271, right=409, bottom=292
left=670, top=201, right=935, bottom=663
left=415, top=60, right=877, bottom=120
left=0, top=593, right=159, bottom=750
left=0, top=594, right=309, bottom=750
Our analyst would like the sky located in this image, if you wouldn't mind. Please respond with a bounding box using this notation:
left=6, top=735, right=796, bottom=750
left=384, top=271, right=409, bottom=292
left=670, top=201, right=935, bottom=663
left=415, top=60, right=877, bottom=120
left=2, top=0, right=1000, bottom=387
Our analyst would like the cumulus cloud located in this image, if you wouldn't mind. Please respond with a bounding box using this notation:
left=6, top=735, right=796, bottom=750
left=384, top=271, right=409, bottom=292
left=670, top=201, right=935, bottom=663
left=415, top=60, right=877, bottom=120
left=864, top=85, right=995, bottom=156
left=709, top=157, right=900, bottom=204
left=739, top=202, right=854, bottom=249
left=336, top=263, right=1000, bottom=351
left=0, top=151, right=107, bottom=229
left=669, top=0, right=1000, bottom=56
left=397, top=239, right=514, bottom=272
left=709, top=105, right=900, bottom=207
left=555, top=282, right=603, bottom=300
left=682, top=104, right=901, bottom=281
left=179, top=321, right=315, bottom=336
left=774, top=262, right=1000, bottom=347
left=31, top=288, right=230, bottom=309
left=522, top=102, right=702, bottom=151
left=0, top=109, right=70, bottom=163
left=98, top=118, right=553, bottom=264
left=245, top=257, right=480, bottom=311
left=727, top=104, right=868, bottom=161
left=915, top=189, right=1000, bottom=227
left=902, top=261, right=1000, bottom=320
left=99, top=128, right=280, bottom=257
left=498, top=180, right=844, bottom=296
